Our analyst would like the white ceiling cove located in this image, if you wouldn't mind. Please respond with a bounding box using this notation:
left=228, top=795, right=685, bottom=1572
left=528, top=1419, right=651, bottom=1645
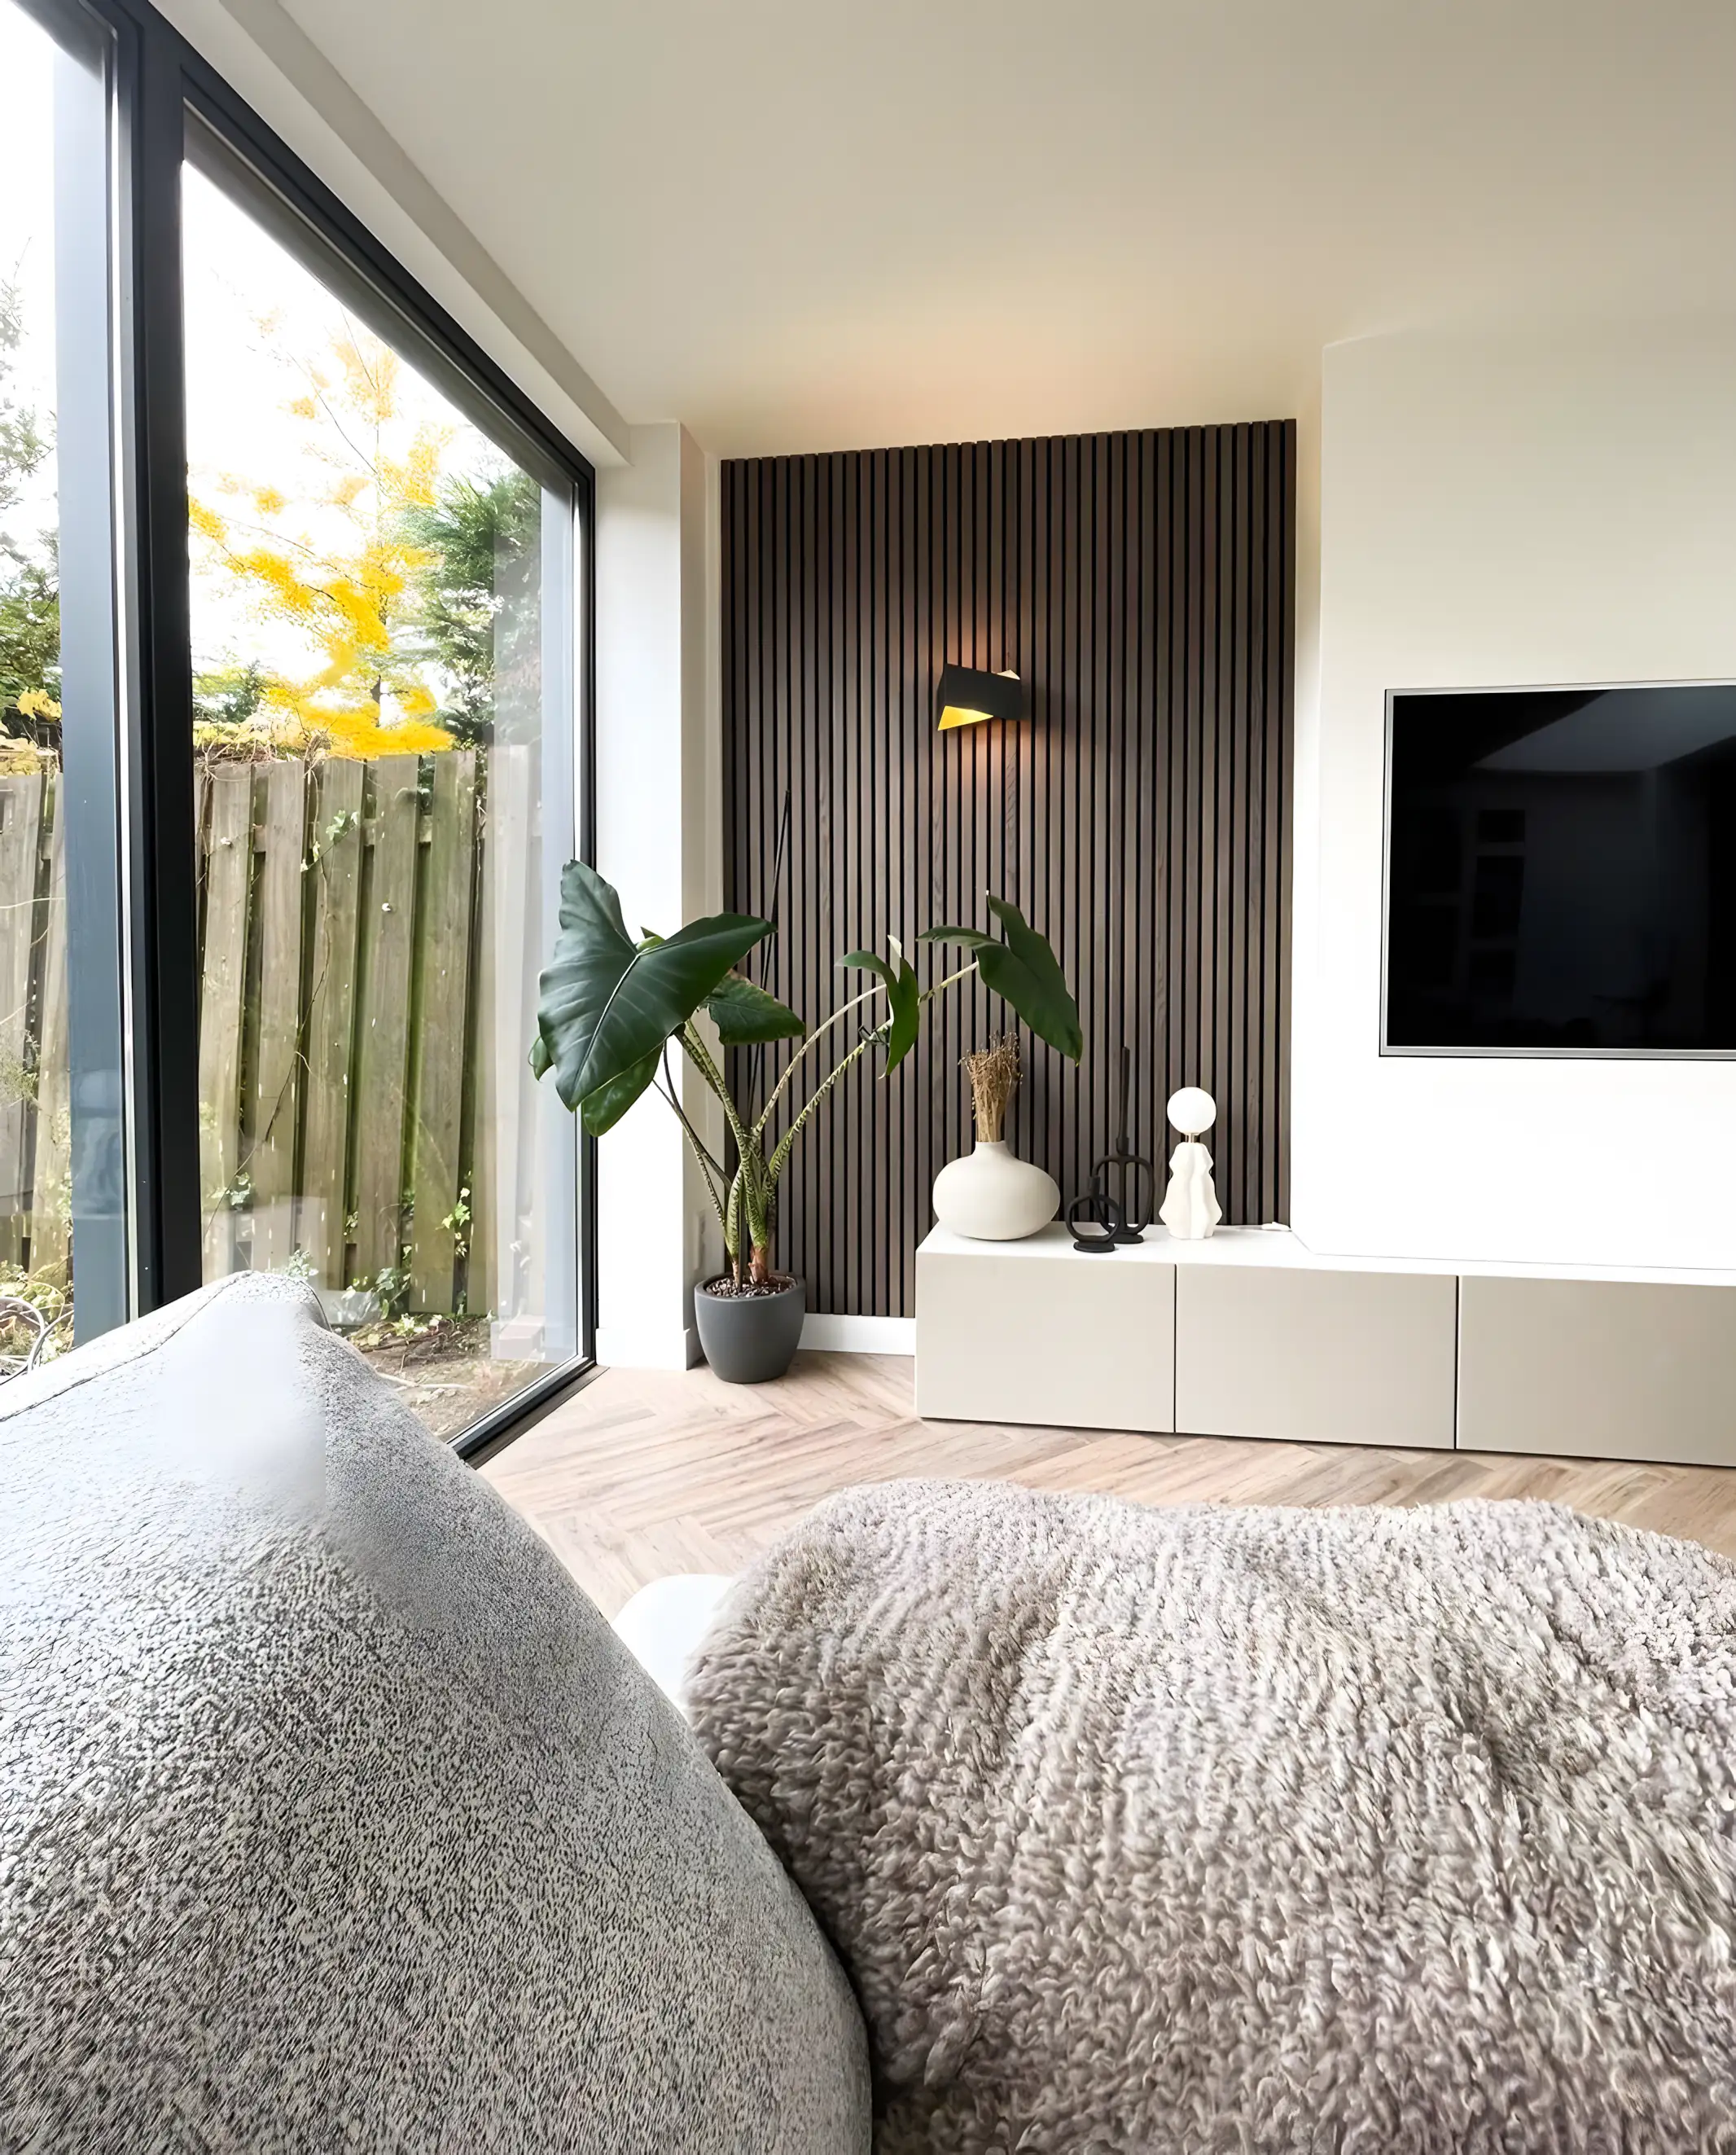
left=277, top=0, right=1736, bottom=456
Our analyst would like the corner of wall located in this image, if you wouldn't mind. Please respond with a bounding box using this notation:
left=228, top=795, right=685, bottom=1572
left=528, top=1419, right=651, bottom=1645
left=593, top=424, right=725, bottom=1367
left=1287, top=370, right=1325, bottom=1240
left=682, top=427, right=726, bottom=1297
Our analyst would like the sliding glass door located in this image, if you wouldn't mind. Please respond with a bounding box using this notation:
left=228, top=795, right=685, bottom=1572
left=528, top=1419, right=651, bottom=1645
left=0, top=0, right=592, bottom=1442
left=180, top=143, right=579, bottom=1438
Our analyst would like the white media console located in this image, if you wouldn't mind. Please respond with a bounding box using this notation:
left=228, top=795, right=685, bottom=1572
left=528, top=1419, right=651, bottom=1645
left=914, top=1224, right=1736, bottom=1467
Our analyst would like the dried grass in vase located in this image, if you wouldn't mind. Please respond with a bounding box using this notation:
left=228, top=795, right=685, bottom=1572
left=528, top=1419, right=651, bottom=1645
left=963, top=1036, right=1021, bottom=1143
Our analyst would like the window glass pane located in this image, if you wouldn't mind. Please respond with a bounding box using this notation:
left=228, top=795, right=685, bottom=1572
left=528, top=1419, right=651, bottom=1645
left=0, top=0, right=125, bottom=1374
left=182, top=159, right=578, bottom=1440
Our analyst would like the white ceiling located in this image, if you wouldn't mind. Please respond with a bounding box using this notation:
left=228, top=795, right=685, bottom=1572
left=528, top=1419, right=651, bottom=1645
left=278, top=0, right=1736, bottom=458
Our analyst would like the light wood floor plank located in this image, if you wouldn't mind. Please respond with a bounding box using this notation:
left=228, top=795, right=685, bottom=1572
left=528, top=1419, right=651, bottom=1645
left=484, top=1351, right=1736, bottom=1617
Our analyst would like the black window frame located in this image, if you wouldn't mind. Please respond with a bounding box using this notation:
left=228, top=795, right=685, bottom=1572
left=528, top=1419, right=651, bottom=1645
left=12, top=0, right=598, bottom=1458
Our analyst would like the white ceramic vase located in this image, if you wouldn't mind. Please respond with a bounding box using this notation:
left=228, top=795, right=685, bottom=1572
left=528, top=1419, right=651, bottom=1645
left=932, top=1140, right=1059, bottom=1241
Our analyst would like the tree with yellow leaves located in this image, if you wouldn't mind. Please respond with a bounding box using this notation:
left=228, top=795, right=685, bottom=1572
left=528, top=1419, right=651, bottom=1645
left=189, top=321, right=456, bottom=761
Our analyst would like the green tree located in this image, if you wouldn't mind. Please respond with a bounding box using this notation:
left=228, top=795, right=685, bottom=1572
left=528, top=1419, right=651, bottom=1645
left=191, top=659, right=269, bottom=742
left=0, top=276, right=50, bottom=521
left=398, top=467, right=539, bottom=744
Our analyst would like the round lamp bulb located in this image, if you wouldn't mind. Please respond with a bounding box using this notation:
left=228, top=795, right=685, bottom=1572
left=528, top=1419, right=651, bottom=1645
left=1167, top=1086, right=1217, bottom=1138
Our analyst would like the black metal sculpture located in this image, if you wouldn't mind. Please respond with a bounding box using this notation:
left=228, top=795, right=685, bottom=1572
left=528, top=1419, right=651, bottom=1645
left=1066, top=1187, right=1124, bottom=1253
left=1090, top=1044, right=1154, bottom=1243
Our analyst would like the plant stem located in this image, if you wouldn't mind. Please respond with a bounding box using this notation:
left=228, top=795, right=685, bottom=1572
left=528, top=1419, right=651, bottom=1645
left=767, top=1030, right=878, bottom=1183
left=752, top=980, right=884, bottom=1138
left=655, top=954, right=993, bottom=1279
left=751, top=959, right=980, bottom=1141
left=680, top=1022, right=759, bottom=1163
left=660, top=1042, right=726, bottom=1179
left=681, top=1024, right=774, bottom=1269
left=920, top=960, right=981, bottom=1004
left=655, top=1058, right=727, bottom=1231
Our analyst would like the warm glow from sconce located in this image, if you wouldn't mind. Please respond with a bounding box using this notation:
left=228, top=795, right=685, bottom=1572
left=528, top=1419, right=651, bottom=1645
left=936, top=663, right=1030, bottom=734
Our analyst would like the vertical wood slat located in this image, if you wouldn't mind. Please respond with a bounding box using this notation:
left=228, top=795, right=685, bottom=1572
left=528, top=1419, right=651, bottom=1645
left=0, top=776, right=44, bottom=1265
left=351, top=753, right=420, bottom=1284
left=408, top=749, right=477, bottom=1312
left=721, top=421, right=1296, bottom=1320
left=301, top=760, right=365, bottom=1289
left=197, top=767, right=253, bottom=1281
left=247, top=761, right=309, bottom=1274
left=30, top=783, right=69, bottom=1278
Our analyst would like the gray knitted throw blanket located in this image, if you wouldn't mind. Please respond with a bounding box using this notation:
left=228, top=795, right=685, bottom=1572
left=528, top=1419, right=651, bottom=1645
left=687, top=1478, right=1736, bottom=2153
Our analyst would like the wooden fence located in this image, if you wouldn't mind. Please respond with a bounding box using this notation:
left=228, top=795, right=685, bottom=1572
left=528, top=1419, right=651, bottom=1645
left=0, top=770, right=70, bottom=1280
left=2, top=747, right=531, bottom=1316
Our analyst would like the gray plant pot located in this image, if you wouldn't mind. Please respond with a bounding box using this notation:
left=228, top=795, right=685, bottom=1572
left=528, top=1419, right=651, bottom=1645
left=693, top=1275, right=805, bottom=1385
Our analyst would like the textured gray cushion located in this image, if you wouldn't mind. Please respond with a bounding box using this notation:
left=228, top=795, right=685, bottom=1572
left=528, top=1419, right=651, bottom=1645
left=690, top=1477, right=1736, bottom=2154
left=0, top=1275, right=868, bottom=2153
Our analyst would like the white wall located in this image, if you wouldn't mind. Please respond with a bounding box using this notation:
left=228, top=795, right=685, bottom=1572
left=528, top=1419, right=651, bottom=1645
left=1294, top=323, right=1736, bottom=1271
left=594, top=424, right=724, bottom=1367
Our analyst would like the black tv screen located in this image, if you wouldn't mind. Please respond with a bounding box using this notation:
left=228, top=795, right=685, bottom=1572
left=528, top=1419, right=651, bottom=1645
left=1385, top=684, right=1736, bottom=1054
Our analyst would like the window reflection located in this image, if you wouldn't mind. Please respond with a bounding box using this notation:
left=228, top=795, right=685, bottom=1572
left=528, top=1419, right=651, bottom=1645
left=182, top=162, right=577, bottom=1438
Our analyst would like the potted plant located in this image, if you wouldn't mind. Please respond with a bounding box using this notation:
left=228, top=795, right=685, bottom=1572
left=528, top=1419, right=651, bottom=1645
left=530, top=861, right=1081, bottom=1383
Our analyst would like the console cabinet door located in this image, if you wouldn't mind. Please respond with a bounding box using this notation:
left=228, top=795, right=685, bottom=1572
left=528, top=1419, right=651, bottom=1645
left=1458, top=1275, right=1736, bottom=1466
left=916, top=1252, right=1175, bottom=1432
left=1175, top=1265, right=1458, bottom=1450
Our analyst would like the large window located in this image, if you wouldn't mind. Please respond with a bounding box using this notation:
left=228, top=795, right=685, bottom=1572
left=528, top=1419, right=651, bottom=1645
left=0, top=0, right=126, bottom=1373
left=0, top=0, right=593, bottom=1446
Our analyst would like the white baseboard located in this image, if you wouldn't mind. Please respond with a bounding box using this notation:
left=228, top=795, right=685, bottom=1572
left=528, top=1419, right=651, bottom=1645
left=800, top=1313, right=917, bottom=1355
left=595, top=1323, right=700, bottom=1372
left=599, top=1315, right=914, bottom=1365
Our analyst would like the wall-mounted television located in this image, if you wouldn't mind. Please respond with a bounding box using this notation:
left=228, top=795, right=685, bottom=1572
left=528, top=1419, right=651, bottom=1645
left=1383, top=683, right=1736, bottom=1056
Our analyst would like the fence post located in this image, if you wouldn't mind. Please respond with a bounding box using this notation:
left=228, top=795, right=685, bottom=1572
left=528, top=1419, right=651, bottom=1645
left=248, top=759, right=309, bottom=1274
left=197, top=766, right=252, bottom=1281
left=351, top=753, right=420, bottom=1288
left=408, top=749, right=477, bottom=1312
left=0, top=775, right=46, bottom=1267
left=301, top=759, right=365, bottom=1292
left=30, top=778, right=70, bottom=1282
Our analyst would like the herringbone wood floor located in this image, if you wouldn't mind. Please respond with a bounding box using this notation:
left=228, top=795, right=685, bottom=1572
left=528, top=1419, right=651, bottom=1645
left=483, top=1352, right=1736, bottom=1617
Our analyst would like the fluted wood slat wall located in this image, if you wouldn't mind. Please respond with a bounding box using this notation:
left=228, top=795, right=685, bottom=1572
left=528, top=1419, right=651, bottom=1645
left=721, top=423, right=1295, bottom=1319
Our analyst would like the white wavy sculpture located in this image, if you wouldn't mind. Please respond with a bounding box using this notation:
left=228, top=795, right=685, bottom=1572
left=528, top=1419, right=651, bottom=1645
left=1158, top=1086, right=1221, bottom=1240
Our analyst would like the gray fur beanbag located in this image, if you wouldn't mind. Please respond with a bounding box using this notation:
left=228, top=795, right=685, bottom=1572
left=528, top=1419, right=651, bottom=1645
left=688, top=1477, right=1736, bottom=2153
left=0, top=1276, right=868, bottom=2153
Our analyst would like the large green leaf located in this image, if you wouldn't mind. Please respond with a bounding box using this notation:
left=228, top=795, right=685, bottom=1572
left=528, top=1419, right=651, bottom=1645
left=920, top=896, right=1082, bottom=1060
left=980, top=896, right=1083, bottom=1060
left=841, top=944, right=922, bottom=1073
left=578, top=1049, right=660, bottom=1136
left=918, top=925, right=995, bottom=950
left=706, top=973, right=805, bottom=1046
left=533, top=859, right=772, bottom=1113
